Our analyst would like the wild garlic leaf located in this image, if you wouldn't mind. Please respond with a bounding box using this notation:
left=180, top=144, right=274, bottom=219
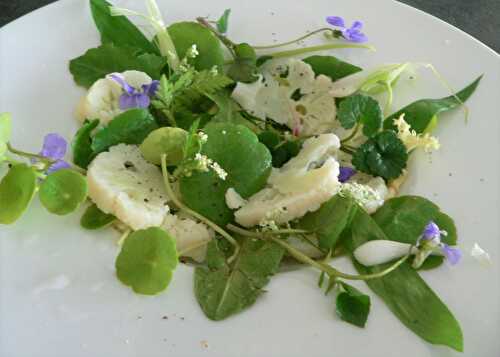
left=89, top=0, right=159, bottom=55
left=115, top=227, right=178, bottom=295
left=194, top=238, right=285, bottom=320
left=336, top=282, right=371, bottom=328
left=303, top=55, right=362, bottom=81
left=72, top=119, right=99, bottom=169
left=0, top=164, right=37, bottom=224
left=373, top=196, right=457, bottom=270
left=140, top=127, right=188, bottom=165
left=80, top=203, right=115, bottom=230
left=180, top=123, right=272, bottom=226
left=383, top=75, right=482, bottom=133
left=91, top=109, right=158, bottom=154
left=69, top=44, right=166, bottom=88
left=39, top=169, right=88, bottom=216
left=0, top=113, right=12, bottom=161
left=168, top=22, right=225, bottom=70
left=297, top=195, right=357, bottom=250
left=216, top=9, right=231, bottom=33
left=337, top=94, right=383, bottom=137
left=352, top=130, right=408, bottom=180
left=227, top=43, right=259, bottom=83
left=344, top=209, right=463, bottom=351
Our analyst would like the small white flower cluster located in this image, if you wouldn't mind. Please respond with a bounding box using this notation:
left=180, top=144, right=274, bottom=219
left=194, top=153, right=228, bottom=180
left=197, top=131, right=208, bottom=144
left=394, top=114, right=440, bottom=152
left=258, top=207, right=286, bottom=232
left=340, top=182, right=382, bottom=208
left=209, top=66, right=219, bottom=76
left=186, top=44, right=199, bottom=59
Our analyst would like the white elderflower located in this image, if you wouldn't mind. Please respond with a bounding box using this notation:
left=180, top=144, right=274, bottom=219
left=394, top=114, right=440, bottom=152
left=194, top=153, right=227, bottom=180
left=340, top=182, right=383, bottom=214
left=209, top=161, right=228, bottom=180
left=186, top=44, right=199, bottom=58
left=198, top=131, right=208, bottom=143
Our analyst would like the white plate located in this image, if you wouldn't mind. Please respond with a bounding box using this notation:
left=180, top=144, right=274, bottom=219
left=1, top=0, right=499, bottom=356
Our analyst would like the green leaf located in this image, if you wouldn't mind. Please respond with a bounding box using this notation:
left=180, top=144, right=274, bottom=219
left=257, top=131, right=303, bottom=168
left=207, top=91, right=246, bottom=124
left=194, top=238, right=285, bottom=320
left=384, top=75, right=482, bottom=133
left=256, top=55, right=273, bottom=67
left=116, top=227, right=178, bottom=295
left=80, top=203, right=115, bottom=230
left=337, top=94, right=383, bottom=136
left=303, top=55, right=362, bottom=81
left=69, top=44, right=166, bottom=88
left=0, top=164, right=37, bottom=224
left=140, top=127, right=188, bottom=165
left=297, top=195, right=357, bottom=250
left=352, top=130, right=408, bottom=180
left=168, top=22, right=225, bottom=70
left=336, top=282, right=371, bottom=328
left=216, top=9, right=231, bottom=33
left=227, top=43, right=259, bottom=83
left=373, top=196, right=457, bottom=270
left=0, top=113, right=12, bottom=161
left=39, top=169, right=88, bottom=215
left=72, top=119, right=99, bottom=169
left=89, top=0, right=158, bottom=54
left=91, top=109, right=159, bottom=154
left=344, top=209, right=463, bottom=351
left=180, top=123, right=272, bottom=226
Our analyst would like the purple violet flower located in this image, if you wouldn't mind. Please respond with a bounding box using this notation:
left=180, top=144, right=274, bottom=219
left=39, top=133, right=71, bottom=173
left=326, top=16, right=368, bottom=43
left=109, top=73, right=160, bottom=110
left=422, top=221, right=441, bottom=240
left=441, top=244, right=462, bottom=265
left=417, top=221, right=461, bottom=266
left=338, top=166, right=356, bottom=183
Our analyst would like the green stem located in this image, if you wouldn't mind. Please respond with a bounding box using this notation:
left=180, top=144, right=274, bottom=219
left=196, top=17, right=236, bottom=56
left=163, top=109, right=177, bottom=127
left=7, top=143, right=52, bottom=164
left=340, top=123, right=361, bottom=144
left=161, top=155, right=240, bottom=263
left=252, top=28, right=338, bottom=50
left=117, top=229, right=131, bottom=246
left=384, top=81, right=394, bottom=117
left=264, top=43, right=375, bottom=59
left=340, top=146, right=355, bottom=155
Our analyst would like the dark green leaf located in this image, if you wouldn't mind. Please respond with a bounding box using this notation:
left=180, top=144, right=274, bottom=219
left=39, top=169, right=88, bottom=215
left=116, top=227, right=178, bottom=295
left=383, top=75, right=482, bottom=133
left=91, top=109, right=159, bottom=154
left=0, top=164, right=37, bottom=224
left=180, top=123, right=271, bottom=226
left=256, top=55, right=273, bottom=67
left=298, top=195, right=357, bottom=250
left=206, top=91, right=246, bottom=124
left=195, top=238, right=285, bottom=320
left=168, top=22, right=225, bottom=70
left=352, top=130, right=408, bottom=180
left=72, top=119, right=99, bottom=169
left=227, top=43, right=259, bottom=83
left=344, top=209, right=463, bottom=351
left=69, top=44, right=166, bottom=88
left=373, top=196, right=457, bottom=270
left=216, top=9, right=231, bottom=33
left=303, top=55, right=362, bottom=81
left=89, top=0, right=158, bottom=54
left=336, top=282, right=371, bottom=328
left=337, top=94, right=383, bottom=137
left=257, top=131, right=303, bottom=168
left=80, top=203, right=115, bottom=230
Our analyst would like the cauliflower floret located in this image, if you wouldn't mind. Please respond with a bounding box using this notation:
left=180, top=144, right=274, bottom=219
left=231, top=59, right=338, bottom=136
left=225, top=187, right=247, bottom=209
left=76, top=70, right=153, bottom=125
left=235, top=134, right=341, bottom=227
left=87, top=144, right=169, bottom=230
left=162, top=214, right=213, bottom=262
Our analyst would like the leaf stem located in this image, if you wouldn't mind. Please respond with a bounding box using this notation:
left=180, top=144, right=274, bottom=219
left=7, top=143, right=52, bottom=164
left=263, top=43, right=375, bottom=59
left=340, top=123, right=360, bottom=144
left=161, top=154, right=240, bottom=263
left=252, top=28, right=339, bottom=49
left=196, top=17, right=236, bottom=56
left=117, top=229, right=131, bottom=246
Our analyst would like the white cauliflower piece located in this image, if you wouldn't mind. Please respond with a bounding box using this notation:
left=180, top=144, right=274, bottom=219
left=235, top=134, right=341, bottom=227
left=87, top=144, right=169, bottom=230
left=225, top=188, right=247, bottom=209
left=231, top=58, right=338, bottom=136
left=76, top=70, right=153, bottom=125
left=162, top=214, right=213, bottom=262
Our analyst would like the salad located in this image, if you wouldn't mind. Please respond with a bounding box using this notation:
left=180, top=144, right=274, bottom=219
left=0, top=0, right=486, bottom=352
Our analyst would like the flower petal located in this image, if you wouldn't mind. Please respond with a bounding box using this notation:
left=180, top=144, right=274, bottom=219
left=326, top=16, right=345, bottom=28
left=108, top=73, right=136, bottom=95
left=40, top=133, right=68, bottom=160
left=350, top=20, right=364, bottom=31
left=47, top=160, right=71, bottom=174
left=142, top=80, right=160, bottom=97
left=441, top=244, right=462, bottom=265
left=343, top=28, right=368, bottom=43
left=338, top=166, right=356, bottom=183
left=471, top=243, right=492, bottom=267
left=422, top=221, right=440, bottom=240
left=119, top=93, right=151, bottom=110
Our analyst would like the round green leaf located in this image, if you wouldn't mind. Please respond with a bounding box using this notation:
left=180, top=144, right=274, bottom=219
left=0, top=113, right=12, bottom=160
left=352, top=130, right=408, bottom=180
left=39, top=169, right=88, bottom=215
left=168, top=22, right=225, bottom=70
left=80, top=203, right=115, bottom=230
left=337, top=94, right=382, bottom=137
left=140, top=127, right=188, bottom=165
left=0, top=164, right=37, bottom=224
left=180, top=123, right=272, bottom=226
left=115, top=227, right=178, bottom=295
